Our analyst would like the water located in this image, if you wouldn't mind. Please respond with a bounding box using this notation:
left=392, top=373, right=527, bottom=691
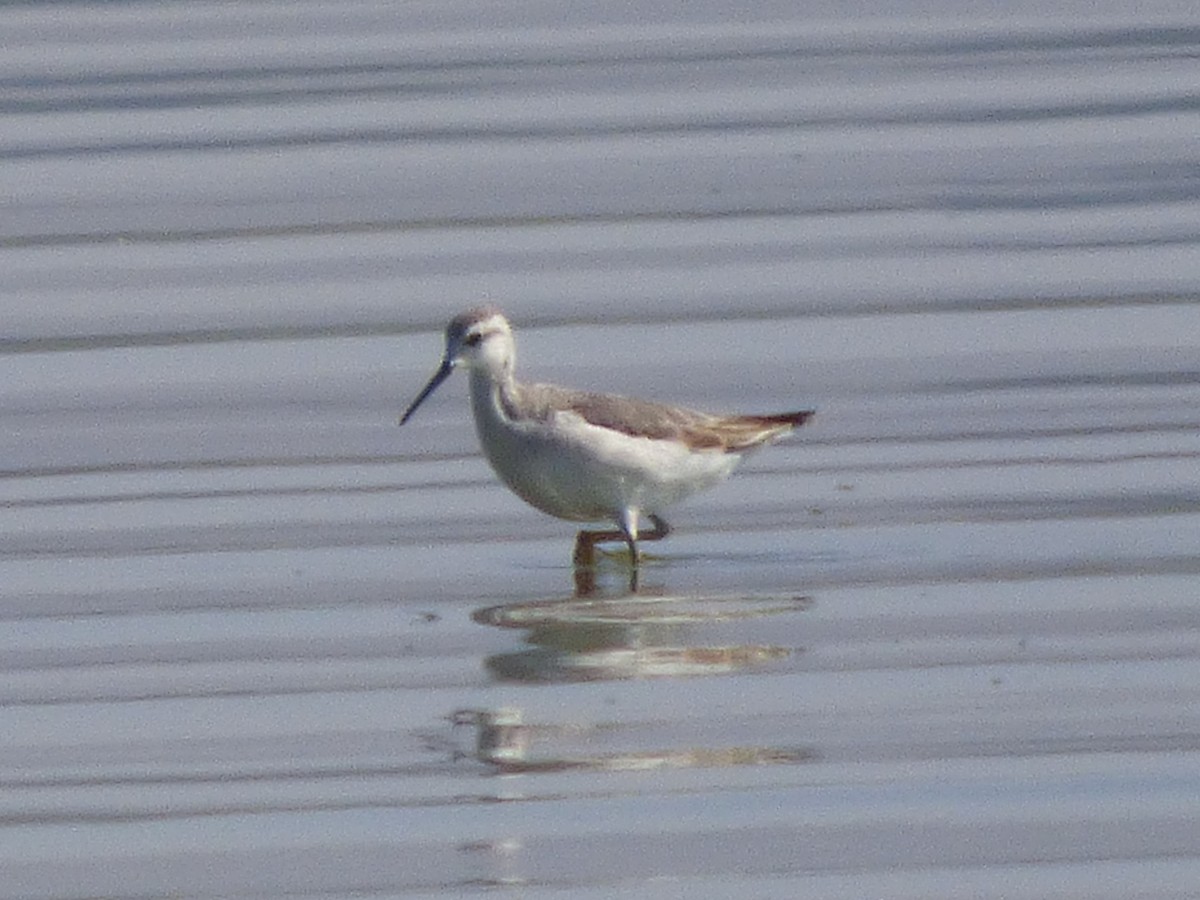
left=2, top=2, right=1199, bottom=897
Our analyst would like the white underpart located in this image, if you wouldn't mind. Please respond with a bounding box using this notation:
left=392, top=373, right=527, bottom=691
left=468, top=368, right=740, bottom=526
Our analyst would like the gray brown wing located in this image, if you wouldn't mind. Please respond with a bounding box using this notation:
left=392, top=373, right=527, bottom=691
left=516, top=383, right=812, bottom=451
left=515, top=382, right=717, bottom=441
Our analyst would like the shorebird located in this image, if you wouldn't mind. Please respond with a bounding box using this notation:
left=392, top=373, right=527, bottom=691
left=400, top=306, right=813, bottom=577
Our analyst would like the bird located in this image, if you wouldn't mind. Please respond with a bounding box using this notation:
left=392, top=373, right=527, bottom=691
left=400, top=306, right=813, bottom=582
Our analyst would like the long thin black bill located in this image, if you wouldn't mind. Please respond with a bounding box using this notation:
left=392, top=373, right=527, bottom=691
left=399, top=359, right=454, bottom=425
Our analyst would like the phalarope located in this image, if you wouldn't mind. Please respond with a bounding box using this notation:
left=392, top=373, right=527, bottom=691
left=400, top=306, right=813, bottom=573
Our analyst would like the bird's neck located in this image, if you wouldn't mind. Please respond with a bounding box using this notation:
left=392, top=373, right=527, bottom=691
left=468, top=366, right=518, bottom=428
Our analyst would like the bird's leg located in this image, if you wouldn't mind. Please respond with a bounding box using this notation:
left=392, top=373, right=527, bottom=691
left=639, top=514, right=671, bottom=545
left=572, top=562, right=597, bottom=597
left=633, top=513, right=672, bottom=592
left=619, top=509, right=642, bottom=593
left=571, top=528, right=624, bottom=569
left=571, top=527, right=623, bottom=596
left=572, top=513, right=671, bottom=565
left=572, top=512, right=671, bottom=594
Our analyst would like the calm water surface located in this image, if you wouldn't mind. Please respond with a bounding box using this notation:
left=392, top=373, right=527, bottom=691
left=2, top=2, right=1200, bottom=897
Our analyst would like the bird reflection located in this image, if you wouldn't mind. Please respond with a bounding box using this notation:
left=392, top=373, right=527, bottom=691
left=455, top=591, right=815, bottom=774
left=473, top=590, right=809, bottom=684
left=450, top=706, right=815, bottom=775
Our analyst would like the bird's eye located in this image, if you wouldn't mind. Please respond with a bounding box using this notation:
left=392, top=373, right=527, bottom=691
left=464, top=333, right=483, bottom=346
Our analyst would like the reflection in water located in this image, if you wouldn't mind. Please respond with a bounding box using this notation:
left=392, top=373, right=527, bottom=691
left=474, top=591, right=810, bottom=683
left=457, top=591, right=816, bottom=773
left=452, top=707, right=815, bottom=775
left=572, top=554, right=617, bottom=597
left=572, top=546, right=643, bottom=596
left=457, top=836, right=527, bottom=889
left=452, top=708, right=533, bottom=767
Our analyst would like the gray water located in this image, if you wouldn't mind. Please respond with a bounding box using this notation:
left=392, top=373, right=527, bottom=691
left=3, top=2, right=1200, bottom=897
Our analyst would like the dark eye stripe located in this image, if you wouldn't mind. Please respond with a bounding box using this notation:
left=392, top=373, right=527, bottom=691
left=464, top=333, right=483, bottom=346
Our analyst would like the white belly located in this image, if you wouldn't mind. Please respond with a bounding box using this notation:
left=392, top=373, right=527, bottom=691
left=470, top=380, right=739, bottom=523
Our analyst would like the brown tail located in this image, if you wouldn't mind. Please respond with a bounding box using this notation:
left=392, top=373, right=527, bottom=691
left=755, top=410, right=815, bottom=428
left=717, top=409, right=815, bottom=452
